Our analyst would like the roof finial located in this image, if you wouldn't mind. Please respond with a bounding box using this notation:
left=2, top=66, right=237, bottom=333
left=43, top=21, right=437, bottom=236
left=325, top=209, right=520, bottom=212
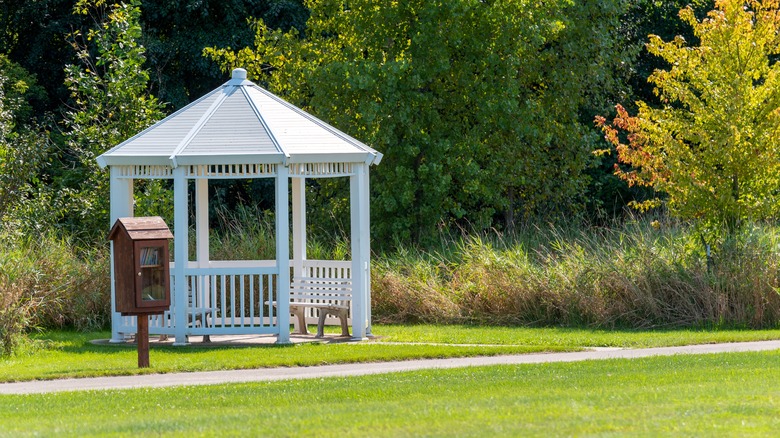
left=232, top=68, right=247, bottom=80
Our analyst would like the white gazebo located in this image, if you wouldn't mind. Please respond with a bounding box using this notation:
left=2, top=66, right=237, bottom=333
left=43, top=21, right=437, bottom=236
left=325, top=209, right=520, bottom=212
left=97, top=68, right=382, bottom=344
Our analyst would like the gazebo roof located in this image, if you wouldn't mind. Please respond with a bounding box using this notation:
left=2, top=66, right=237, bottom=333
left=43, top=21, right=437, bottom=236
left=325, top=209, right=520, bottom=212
left=96, top=68, right=383, bottom=168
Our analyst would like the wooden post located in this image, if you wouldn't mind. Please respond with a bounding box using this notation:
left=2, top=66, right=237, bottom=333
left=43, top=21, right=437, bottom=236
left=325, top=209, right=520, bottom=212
left=137, top=314, right=150, bottom=368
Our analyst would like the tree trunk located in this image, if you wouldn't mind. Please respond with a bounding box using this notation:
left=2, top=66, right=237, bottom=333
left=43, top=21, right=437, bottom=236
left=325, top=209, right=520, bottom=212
left=505, top=187, right=516, bottom=234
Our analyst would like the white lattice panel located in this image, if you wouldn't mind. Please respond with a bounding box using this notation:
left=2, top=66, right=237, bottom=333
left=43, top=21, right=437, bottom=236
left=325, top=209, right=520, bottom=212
left=289, top=162, right=354, bottom=178
left=115, top=165, right=174, bottom=179
left=186, top=164, right=277, bottom=179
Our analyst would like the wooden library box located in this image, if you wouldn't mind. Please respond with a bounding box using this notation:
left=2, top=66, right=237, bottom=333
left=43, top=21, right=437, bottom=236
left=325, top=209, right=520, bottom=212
left=108, top=217, right=173, bottom=315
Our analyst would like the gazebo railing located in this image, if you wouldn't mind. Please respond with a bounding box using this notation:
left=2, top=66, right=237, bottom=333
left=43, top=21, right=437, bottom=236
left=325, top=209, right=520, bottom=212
left=178, top=264, right=279, bottom=335
left=118, top=261, right=280, bottom=337
left=117, top=259, right=352, bottom=338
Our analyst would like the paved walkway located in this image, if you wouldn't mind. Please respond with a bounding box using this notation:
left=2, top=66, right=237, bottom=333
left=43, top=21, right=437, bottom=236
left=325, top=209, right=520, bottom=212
left=3, top=340, right=780, bottom=395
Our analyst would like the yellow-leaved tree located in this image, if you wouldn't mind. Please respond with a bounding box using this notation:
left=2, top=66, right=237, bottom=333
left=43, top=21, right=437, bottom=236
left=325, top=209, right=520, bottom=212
left=597, top=0, right=780, bottom=245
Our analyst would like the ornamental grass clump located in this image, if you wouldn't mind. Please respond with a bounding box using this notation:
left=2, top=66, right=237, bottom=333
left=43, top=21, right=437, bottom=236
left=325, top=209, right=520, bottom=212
left=0, top=237, right=46, bottom=356
left=208, top=205, right=277, bottom=260
left=0, top=282, right=35, bottom=357
left=559, top=224, right=711, bottom=328
left=372, top=247, right=459, bottom=323
left=448, top=237, right=552, bottom=325
left=371, top=220, right=780, bottom=329
left=0, top=233, right=110, bottom=356
left=708, top=228, right=780, bottom=327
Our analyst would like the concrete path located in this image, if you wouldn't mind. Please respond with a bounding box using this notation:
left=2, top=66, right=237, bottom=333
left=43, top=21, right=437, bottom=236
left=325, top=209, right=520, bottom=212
left=3, top=340, right=780, bottom=395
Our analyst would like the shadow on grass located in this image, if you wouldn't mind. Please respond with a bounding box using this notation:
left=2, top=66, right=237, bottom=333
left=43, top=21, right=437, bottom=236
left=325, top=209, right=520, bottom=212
left=70, top=341, right=300, bottom=355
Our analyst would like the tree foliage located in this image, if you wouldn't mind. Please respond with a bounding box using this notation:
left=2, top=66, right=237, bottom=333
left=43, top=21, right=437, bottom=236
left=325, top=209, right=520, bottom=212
left=6, top=0, right=770, bottom=244
left=206, top=0, right=630, bottom=243
left=141, top=0, right=308, bottom=109
left=597, top=0, right=780, bottom=241
left=1, top=0, right=81, bottom=115
left=0, top=56, right=49, bottom=231
left=619, top=0, right=715, bottom=105
left=0, top=0, right=308, bottom=115
left=62, top=0, right=166, bottom=238
left=586, top=0, right=716, bottom=220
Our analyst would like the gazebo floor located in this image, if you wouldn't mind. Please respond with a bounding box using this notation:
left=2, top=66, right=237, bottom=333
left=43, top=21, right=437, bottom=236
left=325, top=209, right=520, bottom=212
left=92, top=333, right=374, bottom=347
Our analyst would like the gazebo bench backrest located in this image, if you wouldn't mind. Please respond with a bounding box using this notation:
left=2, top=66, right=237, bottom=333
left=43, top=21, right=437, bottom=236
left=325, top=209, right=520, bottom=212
left=289, top=277, right=352, bottom=307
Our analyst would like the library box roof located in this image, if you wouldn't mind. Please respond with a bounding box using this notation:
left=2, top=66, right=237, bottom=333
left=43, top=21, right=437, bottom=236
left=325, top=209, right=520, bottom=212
left=108, top=217, right=174, bottom=241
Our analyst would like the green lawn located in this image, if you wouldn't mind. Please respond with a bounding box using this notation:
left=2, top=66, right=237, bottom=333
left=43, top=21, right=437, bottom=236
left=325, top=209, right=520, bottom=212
left=376, top=324, right=780, bottom=347
left=0, top=331, right=551, bottom=383
left=2, top=351, right=779, bottom=436
left=3, top=324, right=780, bottom=383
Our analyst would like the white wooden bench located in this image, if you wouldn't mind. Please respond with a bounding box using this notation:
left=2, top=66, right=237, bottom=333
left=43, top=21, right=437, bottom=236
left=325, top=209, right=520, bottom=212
left=289, top=277, right=352, bottom=338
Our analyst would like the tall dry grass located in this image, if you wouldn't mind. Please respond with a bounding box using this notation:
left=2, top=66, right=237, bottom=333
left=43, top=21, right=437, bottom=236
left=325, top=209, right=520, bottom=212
left=0, top=233, right=109, bottom=355
left=207, top=205, right=351, bottom=261
left=3, top=215, right=780, bottom=356
left=372, top=220, right=780, bottom=329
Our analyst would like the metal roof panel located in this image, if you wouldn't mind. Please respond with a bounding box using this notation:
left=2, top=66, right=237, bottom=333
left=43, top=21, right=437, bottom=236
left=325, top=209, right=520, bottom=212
left=97, top=88, right=223, bottom=167
left=180, top=89, right=281, bottom=157
left=245, top=85, right=380, bottom=162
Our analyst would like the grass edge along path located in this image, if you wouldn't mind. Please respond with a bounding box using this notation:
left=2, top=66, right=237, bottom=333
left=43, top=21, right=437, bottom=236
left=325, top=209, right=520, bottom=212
left=4, top=325, right=780, bottom=383
left=2, top=350, right=780, bottom=436
left=2, top=339, right=780, bottom=395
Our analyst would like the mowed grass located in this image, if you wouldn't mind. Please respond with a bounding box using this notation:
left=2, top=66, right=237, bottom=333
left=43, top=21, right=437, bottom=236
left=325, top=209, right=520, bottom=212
left=2, top=351, right=779, bottom=436
left=376, top=324, right=780, bottom=347
left=0, top=328, right=561, bottom=383
left=3, top=325, right=780, bottom=383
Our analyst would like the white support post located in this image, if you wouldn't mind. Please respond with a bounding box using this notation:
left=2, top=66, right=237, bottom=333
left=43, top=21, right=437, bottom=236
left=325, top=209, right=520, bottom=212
left=291, top=177, right=306, bottom=334
left=173, top=167, right=189, bottom=345
left=291, top=177, right=306, bottom=278
left=363, top=166, right=373, bottom=336
left=195, top=178, right=210, bottom=312
left=109, top=166, right=133, bottom=343
left=196, top=178, right=209, bottom=265
left=275, top=165, right=291, bottom=344
left=350, top=163, right=369, bottom=340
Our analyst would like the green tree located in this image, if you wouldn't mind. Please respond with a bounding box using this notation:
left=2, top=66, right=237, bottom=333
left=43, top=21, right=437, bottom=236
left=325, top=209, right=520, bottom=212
left=62, top=0, right=166, bottom=238
left=207, top=0, right=629, bottom=244
left=1, top=0, right=309, bottom=115
left=141, top=0, right=308, bottom=109
left=587, top=0, right=715, bottom=220
left=597, top=0, right=780, bottom=242
left=620, top=0, right=714, bottom=105
left=1, top=0, right=81, bottom=115
left=0, top=56, right=50, bottom=232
